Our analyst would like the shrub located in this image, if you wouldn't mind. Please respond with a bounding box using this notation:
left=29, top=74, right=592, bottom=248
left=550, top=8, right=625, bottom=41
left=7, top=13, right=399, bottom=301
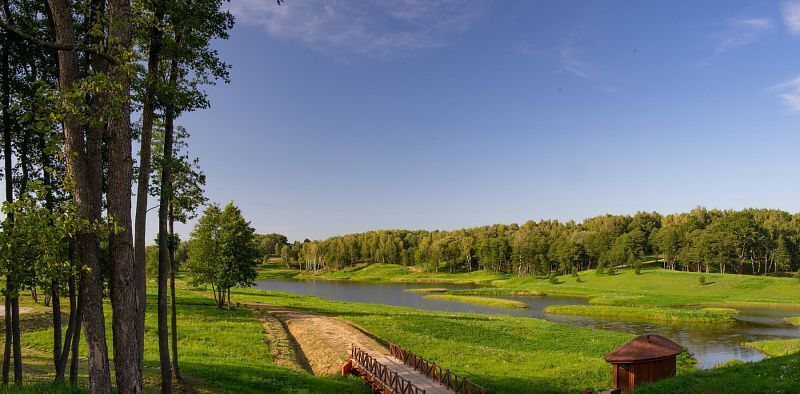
left=595, top=265, right=605, bottom=275
left=576, top=276, right=583, bottom=283
left=699, top=275, right=706, bottom=285
left=571, top=267, right=579, bottom=277
left=634, top=265, right=642, bottom=275
left=548, top=272, right=559, bottom=284
left=606, top=266, right=615, bottom=276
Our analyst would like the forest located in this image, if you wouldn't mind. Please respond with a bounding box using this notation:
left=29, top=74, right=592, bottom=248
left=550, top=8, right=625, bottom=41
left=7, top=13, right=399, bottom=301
left=280, top=208, right=800, bottom=277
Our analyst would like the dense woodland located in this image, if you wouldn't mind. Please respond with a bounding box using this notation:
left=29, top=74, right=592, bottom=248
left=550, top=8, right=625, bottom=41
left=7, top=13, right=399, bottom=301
left=0, top=0, right=238, bottom=391
left=279, top=208, right=800, bottom=277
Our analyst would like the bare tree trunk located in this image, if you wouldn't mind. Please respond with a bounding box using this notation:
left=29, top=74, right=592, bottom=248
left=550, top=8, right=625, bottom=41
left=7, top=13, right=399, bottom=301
left=46, top=0, right=112, bottom=391
left=51, top=281, right=63, bottom=379
left=134, top=0, right=166, bottom=364
left=69, top=273, right=83, bottom=386
left=157, top=84, right=175, bottom=393
left=169, top=203, right=180, bottom=379
left=107, top=0, right=142, bottom=390
left=2, top=297, right=9, bottom=384
left=10, top=297, right=21, bottom=384
left=1, top=0, right=15, bottom=384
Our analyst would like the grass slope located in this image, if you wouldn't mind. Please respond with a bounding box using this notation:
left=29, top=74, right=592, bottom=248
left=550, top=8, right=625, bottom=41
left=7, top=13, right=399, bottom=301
left=224, top=286, right=696, bottom=393
left=293, top=263, right=504, bottom=284
left=543, top=305, right=738, bottom=323
left=422, top=294, right=528, bottom=309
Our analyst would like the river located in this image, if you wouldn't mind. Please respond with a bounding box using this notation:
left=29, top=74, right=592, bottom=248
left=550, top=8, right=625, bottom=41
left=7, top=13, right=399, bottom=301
left=254, top=279, right=800, bottom=369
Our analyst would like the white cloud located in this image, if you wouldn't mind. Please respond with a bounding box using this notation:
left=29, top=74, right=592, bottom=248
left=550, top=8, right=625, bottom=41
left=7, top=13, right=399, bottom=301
left=783, top=1, right=800, bottom=35
left=227, top=0, right=489, bottom=57
left=559, top=47, right=593, bottom=80
left=712, top=17, right=773, bottom=57
left=772, top=76, right=800, bottom=112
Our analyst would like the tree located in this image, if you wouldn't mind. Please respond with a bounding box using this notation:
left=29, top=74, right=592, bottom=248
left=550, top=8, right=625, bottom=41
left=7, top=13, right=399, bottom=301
left=187, top=203, right=258, bottom=308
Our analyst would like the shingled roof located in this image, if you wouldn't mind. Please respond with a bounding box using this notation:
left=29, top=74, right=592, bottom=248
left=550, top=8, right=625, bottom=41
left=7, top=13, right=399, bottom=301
left=604, top=334, right=682, bottom=363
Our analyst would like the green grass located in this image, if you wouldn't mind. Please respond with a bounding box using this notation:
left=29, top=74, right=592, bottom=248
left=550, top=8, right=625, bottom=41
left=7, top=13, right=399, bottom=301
left=402, top=288, right=450, bottom=293
left=543, top=305, right=738, bottom=323
left=422, top=294, right=528, bottom=309
left=20, top=285, right=365, bottom=393
left=634, top=353, right=800, bottom=393
left=743, top=339, right=800, bottom=357
left=784, top=316, right=800, bottom=327
left=222, top=285, right=697, bottom=393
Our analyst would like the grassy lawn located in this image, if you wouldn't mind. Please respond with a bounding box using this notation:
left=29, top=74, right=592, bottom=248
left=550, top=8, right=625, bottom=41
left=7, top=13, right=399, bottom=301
left=422, top=294, right=529, bottom=308
left=16, top=285, right=365, bottom=393
left=222, top=285, right=697, bottom=393
left=278, top=263, right=800, bottom=308
left=543, top=305, right=738, bottom=323
left=634, top=353, right=800, bottom=393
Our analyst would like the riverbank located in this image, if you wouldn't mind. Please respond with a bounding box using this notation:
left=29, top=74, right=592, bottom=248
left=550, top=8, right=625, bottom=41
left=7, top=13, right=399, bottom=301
left=272, top=263, right=800, bottom=308
left=423, top=294, right=528, bottom=308
left=543, top=305, right=738, bottom=323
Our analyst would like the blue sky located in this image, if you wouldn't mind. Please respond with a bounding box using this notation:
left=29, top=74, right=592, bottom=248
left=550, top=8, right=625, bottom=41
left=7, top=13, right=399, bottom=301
left=161, top=0, right=800, bottom=242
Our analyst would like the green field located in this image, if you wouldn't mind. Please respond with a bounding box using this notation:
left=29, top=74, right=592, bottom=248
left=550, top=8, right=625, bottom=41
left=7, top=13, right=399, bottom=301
left=743, top=338, right=800, bottom=357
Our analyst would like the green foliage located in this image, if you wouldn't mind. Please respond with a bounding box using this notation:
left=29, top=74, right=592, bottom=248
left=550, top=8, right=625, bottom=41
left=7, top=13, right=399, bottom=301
left=699, top=275, right=706, bottom=285
left=606, top=266, right=616, bottom=276
left=548, top=272, right=559, bottom=284
left=187, top=202, right=259, bottom=307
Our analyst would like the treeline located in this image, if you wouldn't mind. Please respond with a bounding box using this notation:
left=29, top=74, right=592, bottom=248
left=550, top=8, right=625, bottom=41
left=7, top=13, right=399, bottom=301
left=281, top=208, right=800, bottom=276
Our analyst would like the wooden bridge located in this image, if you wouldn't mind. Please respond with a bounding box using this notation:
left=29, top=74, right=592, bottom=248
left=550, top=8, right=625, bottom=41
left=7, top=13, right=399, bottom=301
left=342, top=343, right=486, bottom=394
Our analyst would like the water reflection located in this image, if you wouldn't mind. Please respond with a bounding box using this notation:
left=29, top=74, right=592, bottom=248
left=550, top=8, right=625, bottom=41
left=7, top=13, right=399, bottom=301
left=254, top=279, right=800, bottom=369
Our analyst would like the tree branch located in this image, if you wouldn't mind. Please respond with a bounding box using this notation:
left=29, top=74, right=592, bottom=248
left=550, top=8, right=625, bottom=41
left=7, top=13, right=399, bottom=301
left=0, top=17, right=116, bottom=64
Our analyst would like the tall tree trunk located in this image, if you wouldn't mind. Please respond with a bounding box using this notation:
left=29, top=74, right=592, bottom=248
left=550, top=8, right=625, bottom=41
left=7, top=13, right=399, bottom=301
left=2, top=1, right=13, bottom=382
left=51, top=281, right=63, bottom=379
left=10, top=297, right=20, bottom=384
left=168, top=202, right=180, bottom=379
left=56, top=242, right=78, bottom=382
left=134, top=0, right=166, bottom=364
left=106, top=0, right=142, bottom=391
left=69, top=273, right=83, bottom=386
left=157, top=83, right=175, bottom=393
left=46, top=0, right=112, bottom=391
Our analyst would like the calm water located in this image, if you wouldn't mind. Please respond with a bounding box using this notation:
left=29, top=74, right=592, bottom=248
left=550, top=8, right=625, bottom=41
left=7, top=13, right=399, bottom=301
left=254, top=279, right=800, bottom=368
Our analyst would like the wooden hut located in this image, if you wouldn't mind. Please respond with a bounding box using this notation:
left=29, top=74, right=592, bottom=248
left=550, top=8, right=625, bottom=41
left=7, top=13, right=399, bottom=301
left=604, top=334, right=682, bottom=393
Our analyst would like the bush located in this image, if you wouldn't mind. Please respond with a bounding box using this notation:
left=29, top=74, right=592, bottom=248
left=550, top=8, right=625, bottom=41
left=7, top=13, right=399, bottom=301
left=571, top=267, right=579, bottom=277
left=576, top=276, right=583, bottom=283
left=634, top=265, right=642, bottom=275
left=795, top=271, right=800, bottom=282
left=595, top=265, right=605, bottom=275
left=606, top=266, right=615, bottom=276
left=548, top=272, right=559, bottom=284
left=699, top=275, right=706, bottom=285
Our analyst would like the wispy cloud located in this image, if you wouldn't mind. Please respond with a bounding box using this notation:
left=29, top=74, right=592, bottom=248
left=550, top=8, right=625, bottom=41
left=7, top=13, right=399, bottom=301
left=559, top=47, right=594, bottom=80
left=227, top=0, right=489, bottom=57
left=771, top=76, right=800, bottom=112
left=783, top=1, right=800, bottom=35
left=710, top=17, right=773, bottom=59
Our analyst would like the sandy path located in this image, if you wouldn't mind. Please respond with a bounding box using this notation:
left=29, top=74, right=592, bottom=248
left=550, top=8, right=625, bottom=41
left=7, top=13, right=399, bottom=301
left=0, top=307, right=32, bottom=317
left=252, top=305, right=388, bottom=376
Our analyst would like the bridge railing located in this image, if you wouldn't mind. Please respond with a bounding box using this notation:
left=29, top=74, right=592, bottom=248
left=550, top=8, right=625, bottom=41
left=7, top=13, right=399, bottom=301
left=389, top=343, right=486, bottom=394
left=351, top=346, right=426, bottom=394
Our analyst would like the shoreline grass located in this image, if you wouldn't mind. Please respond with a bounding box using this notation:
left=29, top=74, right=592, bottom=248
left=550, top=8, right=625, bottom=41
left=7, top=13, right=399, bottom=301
left=447, top=288, right=545, bottom=296
left=422, top=294, right=529, bottom=309
left=784, top=316, right=800, bottom=326
left=544, top=305, right=738, bottom=323
left=403, top=288, right=450, bottom=293
left=743, top=338, right=800, bottom=357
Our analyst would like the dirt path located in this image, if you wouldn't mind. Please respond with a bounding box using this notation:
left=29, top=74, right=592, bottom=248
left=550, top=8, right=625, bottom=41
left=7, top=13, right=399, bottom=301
left=251, top=304, right=388, bottom=376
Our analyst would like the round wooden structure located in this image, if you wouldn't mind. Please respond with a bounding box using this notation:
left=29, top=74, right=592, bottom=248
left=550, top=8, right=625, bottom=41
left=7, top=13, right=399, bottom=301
left=604, top=334, right=682, bottom=393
